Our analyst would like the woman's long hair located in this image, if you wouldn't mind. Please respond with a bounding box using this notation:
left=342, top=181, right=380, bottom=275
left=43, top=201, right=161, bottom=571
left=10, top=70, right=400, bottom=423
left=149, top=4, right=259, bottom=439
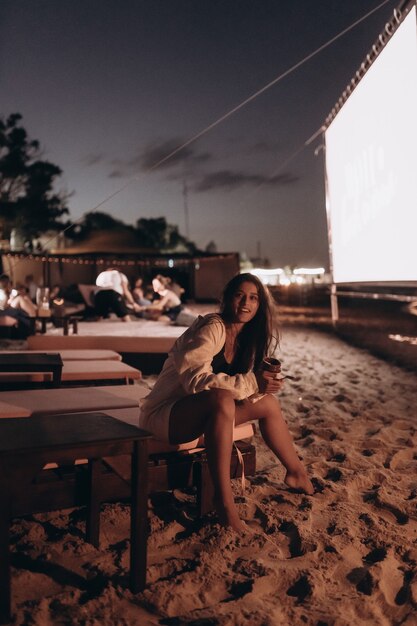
left=219, top=273, right=279, bottom=373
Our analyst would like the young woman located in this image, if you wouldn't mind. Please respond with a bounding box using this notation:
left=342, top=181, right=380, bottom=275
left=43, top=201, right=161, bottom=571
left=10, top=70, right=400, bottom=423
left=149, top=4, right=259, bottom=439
left=143, top=275, right=183, bottom=321
left=140, top=273, right=313, bottom=533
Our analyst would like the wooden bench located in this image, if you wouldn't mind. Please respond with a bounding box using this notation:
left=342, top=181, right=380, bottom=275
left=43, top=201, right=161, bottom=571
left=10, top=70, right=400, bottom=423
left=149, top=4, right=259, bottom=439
left=0, top=349, right=122, bottom=361
left=27, top=335, right=177, bottom=374
left=0, top=359, right=141, bottom=389
left=0, top=384, right=256, bottom=516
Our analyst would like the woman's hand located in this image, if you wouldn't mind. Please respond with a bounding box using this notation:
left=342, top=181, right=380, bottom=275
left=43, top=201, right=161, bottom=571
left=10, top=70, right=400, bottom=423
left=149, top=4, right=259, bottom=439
left=255, top=369, right=284, bottom=394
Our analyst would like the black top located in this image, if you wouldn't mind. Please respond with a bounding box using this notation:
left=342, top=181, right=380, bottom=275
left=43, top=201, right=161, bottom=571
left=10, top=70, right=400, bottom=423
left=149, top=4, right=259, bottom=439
left=211, top=347, right=236, bottom=375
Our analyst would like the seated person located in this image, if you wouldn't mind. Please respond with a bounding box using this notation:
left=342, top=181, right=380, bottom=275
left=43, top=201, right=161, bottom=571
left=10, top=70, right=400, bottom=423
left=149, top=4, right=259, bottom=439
left=0, top=274, right=36, bottom=337
left=170, top=279, right=185, bottom=299
left=143, top=275, right=183, bottom=321
left=139, top=273, right=313, bottom=533
left=24, top=274, right=38, bottom=302
left=132, top=277, right=152, bottom=307
left=94, top=267, right=141, bottom=322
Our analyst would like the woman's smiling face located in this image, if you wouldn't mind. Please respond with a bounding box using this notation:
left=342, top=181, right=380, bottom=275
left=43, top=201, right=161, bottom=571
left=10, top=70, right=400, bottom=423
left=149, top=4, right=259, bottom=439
left=231, top=281, right=259, bottom=324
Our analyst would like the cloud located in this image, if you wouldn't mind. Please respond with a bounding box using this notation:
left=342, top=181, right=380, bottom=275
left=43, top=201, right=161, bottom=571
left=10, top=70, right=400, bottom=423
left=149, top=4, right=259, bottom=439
left=81, top=153, right=104, bottom=166
left=194, top=169, right=298, bottom=192
left=108, top=169, right=124, bottom=179
left=105, top=138, right=211, bottom=179
left=246, top=141, right=283, bottom=154
left=139, top=138, right=211, bottom=171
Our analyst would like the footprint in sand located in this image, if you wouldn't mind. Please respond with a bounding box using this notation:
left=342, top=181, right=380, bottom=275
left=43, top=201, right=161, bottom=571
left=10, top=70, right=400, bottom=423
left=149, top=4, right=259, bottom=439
left=347, top=567, right=374, bottom=595
left=384, top=448, right=415, bottom=470
left=286, top=574, right=312, bottom=603
left=328, top=452, right=346, bottom=463
left=279, top=521, right=316, bottom=558
left=362, top=449, right=375, bottom=457
left=363, top=546, right=387, bottom=564
left=324, top=468, right=343, bottom=482
left=362, top=488, right=409, bottom=525
left=359, top=513, right=376, bottom=528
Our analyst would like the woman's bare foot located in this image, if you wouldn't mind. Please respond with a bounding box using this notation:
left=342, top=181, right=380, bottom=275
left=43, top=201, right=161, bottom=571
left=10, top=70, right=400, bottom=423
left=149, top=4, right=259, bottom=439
left=285, top=468, right=314, bottom=495
left=214, top=500, right=247, bottom=534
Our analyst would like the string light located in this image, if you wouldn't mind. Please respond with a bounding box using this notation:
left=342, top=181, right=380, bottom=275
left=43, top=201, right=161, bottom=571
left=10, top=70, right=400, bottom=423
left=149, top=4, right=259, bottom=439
left=2, top=250, right=237, bottom=269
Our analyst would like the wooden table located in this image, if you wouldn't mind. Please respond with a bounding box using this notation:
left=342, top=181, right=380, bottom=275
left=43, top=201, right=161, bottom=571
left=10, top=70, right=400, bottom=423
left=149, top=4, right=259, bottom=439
left=0, top=412, right=151, bottom=624
left=61, top=315, right=82, bottom=335
left=0, top=353, right=63, bottom=387
left=36, top=315, right=79, bottom=335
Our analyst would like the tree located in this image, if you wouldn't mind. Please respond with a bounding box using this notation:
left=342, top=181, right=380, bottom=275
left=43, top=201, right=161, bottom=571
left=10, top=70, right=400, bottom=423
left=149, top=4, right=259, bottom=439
left=0, top=113, right=69, bottom=244
left=135, top=217, right=197, bottom=253
left=68, top=211, right=130, bottom=241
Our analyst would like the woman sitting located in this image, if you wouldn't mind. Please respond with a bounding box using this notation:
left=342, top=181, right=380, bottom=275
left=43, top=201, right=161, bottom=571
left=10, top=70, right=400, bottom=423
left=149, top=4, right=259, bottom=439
left=139, top=273, right=313, bottom=533
left=132, top=277, right=152, bottom=307
left=143, top=275, right=183, bottom=321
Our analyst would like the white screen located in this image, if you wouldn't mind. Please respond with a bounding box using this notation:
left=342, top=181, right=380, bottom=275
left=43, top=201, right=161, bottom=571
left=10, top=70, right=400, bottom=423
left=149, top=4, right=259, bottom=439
left=325, top=7, right=417, bottom=283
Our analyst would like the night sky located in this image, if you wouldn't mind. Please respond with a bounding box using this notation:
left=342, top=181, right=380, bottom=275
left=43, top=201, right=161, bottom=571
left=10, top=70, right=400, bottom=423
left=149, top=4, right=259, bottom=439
left=0, top=0, right=400, bottom=267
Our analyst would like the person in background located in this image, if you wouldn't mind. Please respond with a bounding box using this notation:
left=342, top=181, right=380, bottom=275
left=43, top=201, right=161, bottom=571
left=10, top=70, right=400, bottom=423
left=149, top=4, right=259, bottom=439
left=169, top=278, right=185, bottom=299
left=94, top=267, right=142, bottom=321
left=24, top=274, right=38, bottom=302
left=139, top=273, right=313, bottom=533
left=143, top=274, right=183, bottom=321
left=0, top=274, right=36, bottom=337
left=132, top=277, right=152, bottom=307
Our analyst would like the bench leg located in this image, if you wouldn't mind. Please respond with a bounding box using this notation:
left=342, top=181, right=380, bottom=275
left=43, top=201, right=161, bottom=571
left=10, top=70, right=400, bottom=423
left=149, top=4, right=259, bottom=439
left=194, top=459, right=215, bottom=517
left=86, top=459, right=101, bottom=548
left=130, top=439, right=149, bottom=593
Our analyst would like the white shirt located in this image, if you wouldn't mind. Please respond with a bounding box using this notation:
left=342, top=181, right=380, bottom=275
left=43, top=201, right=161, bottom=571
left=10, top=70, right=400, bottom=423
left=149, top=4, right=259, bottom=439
left=141, top=313, right=259, bottom=420
left=95, top=270, right=128, bottom=296
left=0, top=288, right=8, bottom=310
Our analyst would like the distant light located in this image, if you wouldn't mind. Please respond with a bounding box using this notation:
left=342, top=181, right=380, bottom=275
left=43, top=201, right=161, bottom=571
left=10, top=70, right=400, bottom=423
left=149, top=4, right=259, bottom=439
left=293, top=267, right=325, bottom=275
left=295, top=276, right=305, bottom=285
left=389, top=333, right=417, bottom=345
left=279, top=277, right=291, bottom=287
left=249, top=267, right=284, bottom=276
left=168, top=259, right=174, bottom=268
left=248, top=267, right=284, bottom=286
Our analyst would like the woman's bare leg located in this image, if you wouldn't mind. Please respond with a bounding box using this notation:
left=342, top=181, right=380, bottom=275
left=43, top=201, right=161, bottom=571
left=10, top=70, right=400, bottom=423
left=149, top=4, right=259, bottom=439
left=11, top=295, right=36, bottom=317
left=235, top=395, right=314, bottom=494
left=169, top=389, right=246, bottom=532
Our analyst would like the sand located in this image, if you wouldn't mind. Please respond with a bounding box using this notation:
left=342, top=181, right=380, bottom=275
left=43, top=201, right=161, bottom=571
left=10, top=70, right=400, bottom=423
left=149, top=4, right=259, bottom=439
left=8, top=325, right=417, bottom=625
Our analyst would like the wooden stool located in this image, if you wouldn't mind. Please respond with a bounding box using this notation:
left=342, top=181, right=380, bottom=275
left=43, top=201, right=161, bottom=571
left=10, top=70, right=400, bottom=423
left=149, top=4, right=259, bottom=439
left=0, top=412, right=151, bottom=624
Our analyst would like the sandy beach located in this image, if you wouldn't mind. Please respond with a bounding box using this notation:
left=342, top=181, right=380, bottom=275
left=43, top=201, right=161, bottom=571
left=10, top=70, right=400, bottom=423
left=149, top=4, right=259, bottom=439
left=8, top=324, right=417, bottom=625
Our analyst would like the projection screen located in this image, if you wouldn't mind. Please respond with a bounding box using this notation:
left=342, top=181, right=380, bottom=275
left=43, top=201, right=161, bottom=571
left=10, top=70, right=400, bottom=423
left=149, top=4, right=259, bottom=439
left=325, top=6, right=417, bottom=284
